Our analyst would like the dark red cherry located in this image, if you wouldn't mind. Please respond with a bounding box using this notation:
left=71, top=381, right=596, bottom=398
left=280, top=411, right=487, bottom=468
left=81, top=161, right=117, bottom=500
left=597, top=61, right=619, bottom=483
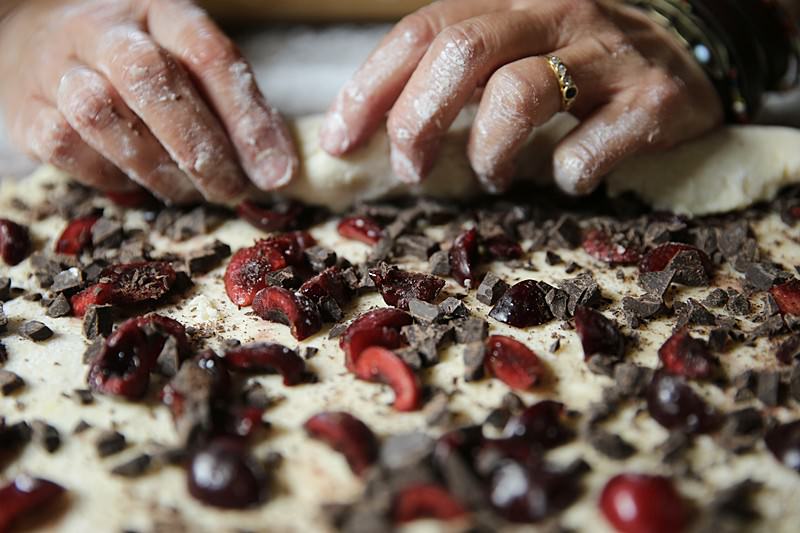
left=337, top=216, right=384, bottom=245
left=658, top=328, right=714, bottom=379
left=252, top=286, right=322, bottom=340
left=765, top=419, right=800, bottom=472
left=488, top=280, right=553, bottom=328
left=599, top=473, right=688, bottom=533
left=0, top=218, right=31, bottom=266
left=304, top=411, right=378, bottom=476
left=574, top=306, right=625, bottom=360
left=393, top=483, right=467, bottom=523
left=645, top=371, right=721, bottom=434
left=449, top=228, right=480, bottom=288
left=0, top=475, right=65, bottom=532
left=188, top=437, right=269, bottom=508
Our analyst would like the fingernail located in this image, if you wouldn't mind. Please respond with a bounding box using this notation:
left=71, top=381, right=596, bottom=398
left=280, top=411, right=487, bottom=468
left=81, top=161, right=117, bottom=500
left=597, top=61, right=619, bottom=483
left=390, top=144, right=423, bottom=184
left=553, top=151, right=589, bottom=196
left=319, top=113, right=351, bottom=155
left=476, top=164, right=514, bottom=195
left=255, top=151, right=296, bottom=190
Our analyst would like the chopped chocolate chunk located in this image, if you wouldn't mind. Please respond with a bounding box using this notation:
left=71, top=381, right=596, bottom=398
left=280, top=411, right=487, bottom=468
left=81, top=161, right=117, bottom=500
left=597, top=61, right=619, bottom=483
left=550, top=215, right=581, bottom=248
left=51, top=267, right=83, bottom=293
left=395, top=234, right=437, bottom=259
left=0, top=302, right=6, bottom=333
left=763, top=293, right=781, bottom=317
left=0, top=277, right=11, bottom=301
left=46, top=293, right=71, bottom=318
left=565, top=262, right=580, bottom=274
left=717, top=221, right=750, bottom=259
left=73, top=420, right=91, bottom=434
left=587, top=354, right=618, bottom=377
left=745, top=261, right=791, bottom=291
left=558, top=272, right=602, bottom=314
left=439, top=297, right=469, bottom=319
left=717, top=408, right=764, bottom=453
left=613, top=363, right=653, bottom=398
left=111, top=454, right=152, bottom=477
left=408, top=298, right=441, bottom=323
left=639, top=269, right=675, bottom=300
left=696, top=481, right=761, bottom=533
left=327, top=323, right=347, bottom=339
left=545, top=251, right=562, bottom=265
left=264, top=266, right=301, bottom=289
left=82, top=305, right=114, bottom=339
left=790, top=365, right=800, bottom=403
left=20, top=320, right=53, bottom=341
left=305, top=246, right=337, bottom=272
left=401, top=324, right=451, bottom=365
left=658, top=431, right=692, bottom=464
left=484, top=407, right=512, bottom=428
left=545, top=288, right=571, bottom=320
left=707, top=328, right=731, bottom=352
left=394, top=346, right=423, bottom=370
left=73, top=389, right=94, bottom=405
left=187, top=240, right=231, bottom=275
left=755, top=371, right=781, bottom=406
left=0, top=341, right=7, bottom=364
left=692, top=226, right=718, bottom=255
left=31, top=420, right=61, bottom=453
left=776, top=335, right=800, bottom=364
left=0, top=370, right=24, bottom=395
left=303, top=347, right=319, bottom=360
left=453, top=317, right=488, bottom=344
left=676, top=298, right=716, bottom=328
left=428, top=250, right=451, bottom=276
left=549, top=338, right=561, bottom=353
left=703, top=288, right=728, bottom=308
left=669, top=250, right=711, bottom=286
left=622, top=295, right=662, bottom=323
left=30, top=253, right=63, bottom=288
left=423, top=391, right=451, bottom=426
left=96, top=430, right=127, bottom=457
left=476, top=272, right=508, bottom=306
left=155, top=336, right=181, bottom=377
left=463, top=342, right=486, bottom=381
left=750, top=314, right=786, bottom=338
left=379, top=432, right=434, bottom=470
left=172, top=207, right=208, bottom=241
left=83, top=261, right=106, bottom=284
left=91, top=217, right=123, bottom=248
left=726, top=292, right=751, bottom=316
left=733, top=371, right=756, bottom=402
left=587, top=429, right=636, bottom=459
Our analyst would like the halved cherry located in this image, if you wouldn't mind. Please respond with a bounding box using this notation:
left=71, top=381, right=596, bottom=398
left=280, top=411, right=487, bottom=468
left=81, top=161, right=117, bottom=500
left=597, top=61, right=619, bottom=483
left=639, top=242, right=713, bottom=279
left=304, top=411, right=379, bottom=475
left=354, top=346, right=422, bottom=411
left=658, top=328, right=714, bottom=379
left=72, top=261, right=177, bottom=315
left=503, top=400, right=574, bottom=449
left=489, top=280, right=553, bottom=328
left=0, top=476, right=65, bottom=532
left=188, top=436, right=269, bottom=508
left=582, top=228, right=641, bottom=266
left=0, top=218, right=31, bottom=266
left=252, top=286, right=322, bottom=340
left=224, top=243, right=289, bottom=307
left=574, top=306, right=625, bottom=360
left=55, top=215, right=99, bottom=255
left=237, top=200, right=308, bottom=232
left=485, top=335, right=545, bottom=390
left=337, top=216, right=384, bottom=245
left=299, top=266, right=352, bottom=309
left=484, top=234, right=524, bottom=261
left=340, top=308, right=412, bottom=370
left=449, top=228, right=480, bottom=288
left=599, top=474, right=688, bottom=533
left=770, top=279, right=800, bottom=316
left=369, top=266, right=445, bottom=310
left=70, top=282, right=114, bottom=317
left=223, top=342, right=306, bottom=385
left=393, top=483, right=467, bottom=523
left=646, top=371, right=721, bottom=434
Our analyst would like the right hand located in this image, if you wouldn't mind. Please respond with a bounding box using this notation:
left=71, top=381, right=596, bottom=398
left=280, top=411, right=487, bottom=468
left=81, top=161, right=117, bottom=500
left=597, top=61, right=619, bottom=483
left=0, top=0, right=298, bottom=205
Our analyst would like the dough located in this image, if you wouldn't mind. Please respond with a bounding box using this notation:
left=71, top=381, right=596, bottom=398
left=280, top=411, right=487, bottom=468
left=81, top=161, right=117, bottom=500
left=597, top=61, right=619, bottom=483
left=279, top=111, right=800, bottom=216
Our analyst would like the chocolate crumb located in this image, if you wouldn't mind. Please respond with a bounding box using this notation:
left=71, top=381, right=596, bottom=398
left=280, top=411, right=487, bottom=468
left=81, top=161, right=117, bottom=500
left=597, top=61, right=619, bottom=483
left=744, top=261, right=790, bottom=291
left=439, top=297, right=469, bottom=319
left=83, top=305, right=114, bottom=339
left=0, top=302, right=6, bottom=333
left=703, top=288, right=728, bottom=308
left=790, top=365, right=800, bottom=403
left=20, top=320, right=53, bottom=341
left=707, top=328, right=731, bottom=352
left=733, top=371, right=756, bottom=402
left=659, top=432, right=692, bottom=464
left=46, top=293, right=71, bottom=318
left=453, top=317, right=488, bottom=344
left=428, top=250, right=451, bottom=277
left=91, top=217, right=124, bottom=248
left=718, top=408, right=764, bottom=453
left=476, top=272, right=508, bottom=306
left=587, top=429, right=636, bottom=459
left=395, top=235, right=437, bottom=260
left=726, top=292, right=751, bottom=316
left=305, top=246, right=337, bottom=272
left=73, top=420, right=91, bottom=434
left=0, top=370, right=24, bottom=395
left=51, top=267, right=83, bottom=293
left=327, top=323, right=347, bottom=339
left=155, top=336, right=181, bottom=377
left=186, top=240, right=231, bottom=275
left=96, top=430, right=127, bottom=457
left=676, top=298, right=717, bottom=328
left=463, top=342, right=486, bottom=381
left=0, top=277, right=11, bottom=301
left=755, top=371, right=781, bottom=406
left=639, top=269, right=675, bottom=300
left=668, top=250, right=710, bottom=286
left=0, top=341, right=7, bottom=364
left=545, top=251, right=562, bottom=266
left=73, top=389, right=94, bottom=405
left=408, top=298, right=441, bottom=323
left=549, top=338, right=561, bottom=353
left=622, top=295, right=662, bottom=324
left=111, top=454, right=152, bottom=477
left=31, top=420, right=61, bottom=453
left=265, top=266, right=301, bottom=289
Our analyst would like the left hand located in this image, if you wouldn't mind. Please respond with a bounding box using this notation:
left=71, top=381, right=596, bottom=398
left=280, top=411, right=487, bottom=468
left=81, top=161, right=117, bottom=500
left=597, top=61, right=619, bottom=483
left=318, top=0, right=723, bottom=195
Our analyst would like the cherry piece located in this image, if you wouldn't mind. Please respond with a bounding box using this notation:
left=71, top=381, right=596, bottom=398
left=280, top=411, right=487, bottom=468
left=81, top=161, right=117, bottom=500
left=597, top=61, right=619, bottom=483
left=237, top=200, right=308, bottom=232
left=0, top=218, right=31, bottom=266
left=105, top=188, right=155, bottom=208
left=340, top=308, right=412, bottom=370
left=225, top=243, right=289, bottom=307
left=55, top=215, right=99, bottom=255
left=393, top=483, right=467, bottom=523
left=646, top=371, right=721, bottom=434
left=226, top=405, right=266, bottom=439
left=489, top=280, right=553, bottom=328
left=599, top=473, right=688, bottom=533
left=484, top=335, right=545, bottom=390
left=223, top=342, right=306, bottom=385
left=582, top=228, right=641, bottom=266
left=765, top=419, right=800, bottom=472
left=299, top=267, right=352, bottom=309
left=188, top=437, right=269, bottom=509
left=639, top=242, right=713, bottom=284
left=573, top=306, right=625, bottom=360
left=449, top=228, right=480, bottom=288
left=337, top=215, right=384, bottom=245
left=770, top=279, right=800, bottom=316
left=70, top=283, right=114, bottom=317
left=658, top=328, right=714, bottom=379
left=369, top=266, right=445, bottom=310
left=252, top=286, right=322, bottom=340
left=0, top=475, right=65, bottom=532
left=354, top=346, right=422, bottom=411
left=484, top=234, right=524, bottom=261
left=503, top=400, right=574, bottom=450
left=489, top=462, right=583, bottom=523
left=304, top=411, right=379, bottom=476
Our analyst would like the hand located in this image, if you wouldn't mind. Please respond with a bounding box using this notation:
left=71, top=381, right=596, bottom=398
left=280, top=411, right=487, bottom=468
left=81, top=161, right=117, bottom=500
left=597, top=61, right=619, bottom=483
left=320, top=0, right=723, bottom=195
left=0, top=0, right=297, bottom=204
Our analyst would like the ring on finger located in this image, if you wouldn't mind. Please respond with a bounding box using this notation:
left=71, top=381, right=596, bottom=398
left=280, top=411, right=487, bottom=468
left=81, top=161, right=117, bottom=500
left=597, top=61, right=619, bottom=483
left=546, top=55, right=579, bottom=112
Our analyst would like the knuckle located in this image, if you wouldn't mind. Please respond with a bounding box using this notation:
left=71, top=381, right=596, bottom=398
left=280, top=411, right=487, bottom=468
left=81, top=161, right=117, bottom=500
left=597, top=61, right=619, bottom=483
left=488, top=68, right=535, bottom=122
left=60, top=77, right=117, bottom=132
left=185, top=30, right=238, bottom=71
left=37, top=119, right=78, bottom=165
left=641, top=69, right=683, bottom=111
left=395, top=11, right=438, bottom=47
left=386, top=110, right=420, bottom=146
left=435, top=22, right=486, bottom=63
left=119, top=45, right=176, bottom=100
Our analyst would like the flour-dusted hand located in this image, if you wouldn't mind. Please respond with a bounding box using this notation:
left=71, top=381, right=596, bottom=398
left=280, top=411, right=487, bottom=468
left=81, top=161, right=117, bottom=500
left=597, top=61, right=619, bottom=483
left=320, top=0, right=723, bottom=195
left=0, top=0, right=297, bottom=204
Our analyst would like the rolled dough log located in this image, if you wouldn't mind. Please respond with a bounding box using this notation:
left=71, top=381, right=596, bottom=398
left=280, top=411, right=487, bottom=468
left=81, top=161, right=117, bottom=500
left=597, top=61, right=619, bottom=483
left=277, top=110, right=800, bottom=216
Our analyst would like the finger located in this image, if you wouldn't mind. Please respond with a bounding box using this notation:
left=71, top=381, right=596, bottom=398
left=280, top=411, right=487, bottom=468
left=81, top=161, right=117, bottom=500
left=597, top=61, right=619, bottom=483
left=386, top=7, right=568, bottom=183
left=75, top=25, right=247, bottom=202
left=10, top=95, right=133, bottom=193
left=553, top=90, right=663, bottom=195
left=468, top=37, right=619, bottom=192
left=148, top=0, right=298, bottom=190
left=319, top=0, right=512, bottom=155
left=56, top=65, right=202, bottom=205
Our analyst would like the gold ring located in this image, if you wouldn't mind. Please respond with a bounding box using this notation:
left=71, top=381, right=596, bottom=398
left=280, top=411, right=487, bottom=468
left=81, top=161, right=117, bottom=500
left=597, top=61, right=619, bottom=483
left=546, top=55, right=579, bottom=111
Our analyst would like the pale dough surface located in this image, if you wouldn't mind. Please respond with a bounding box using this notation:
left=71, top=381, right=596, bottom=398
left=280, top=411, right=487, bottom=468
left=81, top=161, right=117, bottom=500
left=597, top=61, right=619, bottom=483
left=279, top=112, right=800, bottom=216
